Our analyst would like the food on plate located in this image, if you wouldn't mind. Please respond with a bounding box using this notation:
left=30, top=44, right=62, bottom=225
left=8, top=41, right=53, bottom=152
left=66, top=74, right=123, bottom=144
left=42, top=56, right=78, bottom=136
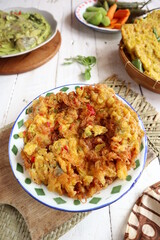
left=121, top=10, right=160, bottom=81
left=83, top=6, right=110, bottom=27
left=107, top=3, right=117, bottom=21
left=0, top=10, right=51, bottom=56
left=107, top=7, right=130, bottom=29
left=83, top=2, right=130, bottom=29
left=21, top=84, right=144, bottom=200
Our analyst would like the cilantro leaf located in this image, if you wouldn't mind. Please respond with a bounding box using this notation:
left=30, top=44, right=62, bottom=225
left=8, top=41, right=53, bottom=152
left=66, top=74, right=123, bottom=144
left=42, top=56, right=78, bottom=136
left=84, top=68, right=91, bottom=80
left=63, top=55, right=96, bottom=80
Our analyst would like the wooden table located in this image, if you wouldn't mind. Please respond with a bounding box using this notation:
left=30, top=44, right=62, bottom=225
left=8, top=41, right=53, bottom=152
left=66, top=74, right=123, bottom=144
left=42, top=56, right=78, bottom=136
left=0, top=1, right=160, bottom=239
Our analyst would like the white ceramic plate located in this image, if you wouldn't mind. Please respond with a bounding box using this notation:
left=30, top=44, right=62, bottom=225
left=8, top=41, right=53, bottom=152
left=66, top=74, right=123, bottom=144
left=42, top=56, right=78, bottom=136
left=9, top=84, right=147, bottom=212
left=75, top=0, right=120, bottom=33
left=0, top=7, right=57, bottom=58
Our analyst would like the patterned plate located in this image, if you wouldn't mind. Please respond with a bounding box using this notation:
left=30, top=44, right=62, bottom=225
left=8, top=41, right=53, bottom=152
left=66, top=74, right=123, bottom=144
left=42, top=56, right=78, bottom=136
left=75, top=0, right=120, bottom=33
left=8, top=84, right=147, bottom=212
left=0, top=7, right=57, bottom=58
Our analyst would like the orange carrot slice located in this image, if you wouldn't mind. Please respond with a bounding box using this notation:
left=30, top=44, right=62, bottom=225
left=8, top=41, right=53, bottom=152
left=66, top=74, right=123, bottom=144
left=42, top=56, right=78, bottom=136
left=107, top=3, right=117, bottom=21
left=118, top=15, right=130, bottom=25
left=110, top=18, right=118, bottom=25
left=114, top=9, right=130, bottom=19
left=112, top=23, right=122, bottom=29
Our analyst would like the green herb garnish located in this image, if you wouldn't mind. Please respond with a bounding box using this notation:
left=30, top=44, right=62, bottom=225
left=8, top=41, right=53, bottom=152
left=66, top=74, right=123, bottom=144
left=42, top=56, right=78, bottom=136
left=132, top=59, right=143, bottom=72
left=153, top=28, right=160, bottom=42
left=63, top=55, right=96, bottom=80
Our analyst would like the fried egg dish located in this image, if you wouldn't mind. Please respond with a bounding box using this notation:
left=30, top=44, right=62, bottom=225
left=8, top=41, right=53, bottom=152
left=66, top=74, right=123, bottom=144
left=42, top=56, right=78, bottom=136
left=21, top=84, right=144, bottom=200
left=121, top=10, right=160, bottom=81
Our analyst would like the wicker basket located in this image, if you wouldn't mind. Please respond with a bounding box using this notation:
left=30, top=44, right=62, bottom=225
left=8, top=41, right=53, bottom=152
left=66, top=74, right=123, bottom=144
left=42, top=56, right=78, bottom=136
left=119, top=40, right=160, bottom=94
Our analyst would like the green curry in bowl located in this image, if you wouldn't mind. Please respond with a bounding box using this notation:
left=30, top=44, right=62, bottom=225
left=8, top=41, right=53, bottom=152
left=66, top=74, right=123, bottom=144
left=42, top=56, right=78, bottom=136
left=0, top=8, right=57, bottom=57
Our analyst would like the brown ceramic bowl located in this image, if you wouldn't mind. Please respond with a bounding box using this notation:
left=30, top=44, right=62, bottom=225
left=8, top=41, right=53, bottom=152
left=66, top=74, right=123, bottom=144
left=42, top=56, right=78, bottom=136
left=119, top=40, right=160, bottom=94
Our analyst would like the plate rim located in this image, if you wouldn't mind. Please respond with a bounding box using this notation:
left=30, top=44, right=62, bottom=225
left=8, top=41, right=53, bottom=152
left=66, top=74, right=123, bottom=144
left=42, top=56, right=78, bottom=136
left=8, top=83, right=147, bottom=212
left=0, top=7, right=58, bottom=58
left=75, top=0, right=120, bottom=33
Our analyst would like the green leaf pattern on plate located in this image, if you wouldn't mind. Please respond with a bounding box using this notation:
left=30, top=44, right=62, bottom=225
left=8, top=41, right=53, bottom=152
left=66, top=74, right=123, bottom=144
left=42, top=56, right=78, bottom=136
left=16, top=163, right=23, bottom=173
left=60, top=87, right=69, bottom=92
left=126, top=175, right=132, bottom=181
left=18, top=119, right=24, bottom=128
left=89, top=197, right=101, bottom=204
left=140, top=142, right=144, bottom=152
left=13, top=134, right=19, bottom=139
left=46, top=92, right=53, bottom=97
left=74, top=200, right=81, bottom=205
left=54, top=197, right=66, bottom=204
left=25, top=107, right=32, bottom=114
left=111, top=185, right=122, bottom=194
left=25, top=178, right=31, bottom=184
left=12, top=145, right=18, bottom=155
left=35, top=188, right=45, bottom=196
left=134, top=159, right=140, bottom=170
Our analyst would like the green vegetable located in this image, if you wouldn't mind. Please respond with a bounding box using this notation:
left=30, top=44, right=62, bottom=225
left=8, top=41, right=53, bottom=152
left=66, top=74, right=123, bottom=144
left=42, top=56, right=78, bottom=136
left=132, top=59, right=143, bottom=72
left=106, top=0, right=151, bottom=9
left=63, top=55, right=96, bottom=80
left=83, top=12, right=97, bottom=20
left=86, top=6, right=106, bottom=16
left=128, top=9, right=148, bottom=23
left=103, top=1, right=109, bottom=11
left=84, top=11, right=103, bottom=26
left=101, top=16, right=110, bottom=27
left=83, top=7, right=110, bottom=27
left=153, top=28, right=160, bottom=42
left=84, top=68, right=91, bottom=80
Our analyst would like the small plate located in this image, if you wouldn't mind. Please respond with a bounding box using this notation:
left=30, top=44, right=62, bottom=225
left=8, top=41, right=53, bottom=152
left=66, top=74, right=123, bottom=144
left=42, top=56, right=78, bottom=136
left=0, top=7, right=57, bottom=58
left=75, top=0, right=120, bottom=33
left=9, top=84, right=147, bottom=212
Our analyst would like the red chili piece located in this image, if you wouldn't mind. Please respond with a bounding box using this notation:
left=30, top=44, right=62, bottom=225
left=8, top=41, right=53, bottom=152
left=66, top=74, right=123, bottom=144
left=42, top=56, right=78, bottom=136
left=87, top=103, right=96, bottom=116
left=31, top=156, right=35, bottom=163
left=64, top=145, right=68, bottom=152
left=46, top=122, right=51, bottom=127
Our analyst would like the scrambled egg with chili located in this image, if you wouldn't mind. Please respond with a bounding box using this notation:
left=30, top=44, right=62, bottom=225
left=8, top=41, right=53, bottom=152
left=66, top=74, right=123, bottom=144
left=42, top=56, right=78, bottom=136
left=121, top=10, right=160, bottom=81
left=21, top=84, right=144, bottom=200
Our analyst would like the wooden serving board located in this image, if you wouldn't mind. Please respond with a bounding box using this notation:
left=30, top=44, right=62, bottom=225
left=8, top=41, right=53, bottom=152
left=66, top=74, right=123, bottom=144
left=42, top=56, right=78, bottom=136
left=0, top=31, right=61, bottom=75
left=0, top=124, right=156, bottom=240
left=0, top=124, right=79, bottom=240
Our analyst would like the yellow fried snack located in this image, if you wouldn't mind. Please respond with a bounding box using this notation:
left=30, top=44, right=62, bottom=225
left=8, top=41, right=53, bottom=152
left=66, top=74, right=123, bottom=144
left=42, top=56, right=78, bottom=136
left=21, top=84, right=144, bottom=200
left=121, top=10, right=160, bottom=81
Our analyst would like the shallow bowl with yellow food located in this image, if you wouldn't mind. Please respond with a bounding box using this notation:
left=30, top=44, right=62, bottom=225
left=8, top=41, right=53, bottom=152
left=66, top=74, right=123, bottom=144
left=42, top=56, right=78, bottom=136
left=9, top=83, right=147, bottom=212
left=119, top=10, right=160, bottom=94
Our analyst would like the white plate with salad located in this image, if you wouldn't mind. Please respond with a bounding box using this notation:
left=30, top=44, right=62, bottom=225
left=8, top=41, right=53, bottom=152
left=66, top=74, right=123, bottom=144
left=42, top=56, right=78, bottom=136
left=0, top=7, right=57, bottom=58
left=75, top=0, right=120, bottom=33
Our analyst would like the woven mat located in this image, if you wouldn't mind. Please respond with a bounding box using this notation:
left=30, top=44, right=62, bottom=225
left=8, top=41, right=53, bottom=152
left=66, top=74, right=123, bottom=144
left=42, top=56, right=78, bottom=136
left=0, top=75, right=160, bottom=240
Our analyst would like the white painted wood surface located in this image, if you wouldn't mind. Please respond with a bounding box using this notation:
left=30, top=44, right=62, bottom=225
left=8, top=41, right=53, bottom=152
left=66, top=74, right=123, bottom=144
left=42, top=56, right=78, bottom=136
left=0, top=1, right=159, bottom=239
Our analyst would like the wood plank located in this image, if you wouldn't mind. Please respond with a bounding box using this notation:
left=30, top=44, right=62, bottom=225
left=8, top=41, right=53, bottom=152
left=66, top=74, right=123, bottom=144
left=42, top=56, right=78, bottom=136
left=0, top=76, right=17, bottom=127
